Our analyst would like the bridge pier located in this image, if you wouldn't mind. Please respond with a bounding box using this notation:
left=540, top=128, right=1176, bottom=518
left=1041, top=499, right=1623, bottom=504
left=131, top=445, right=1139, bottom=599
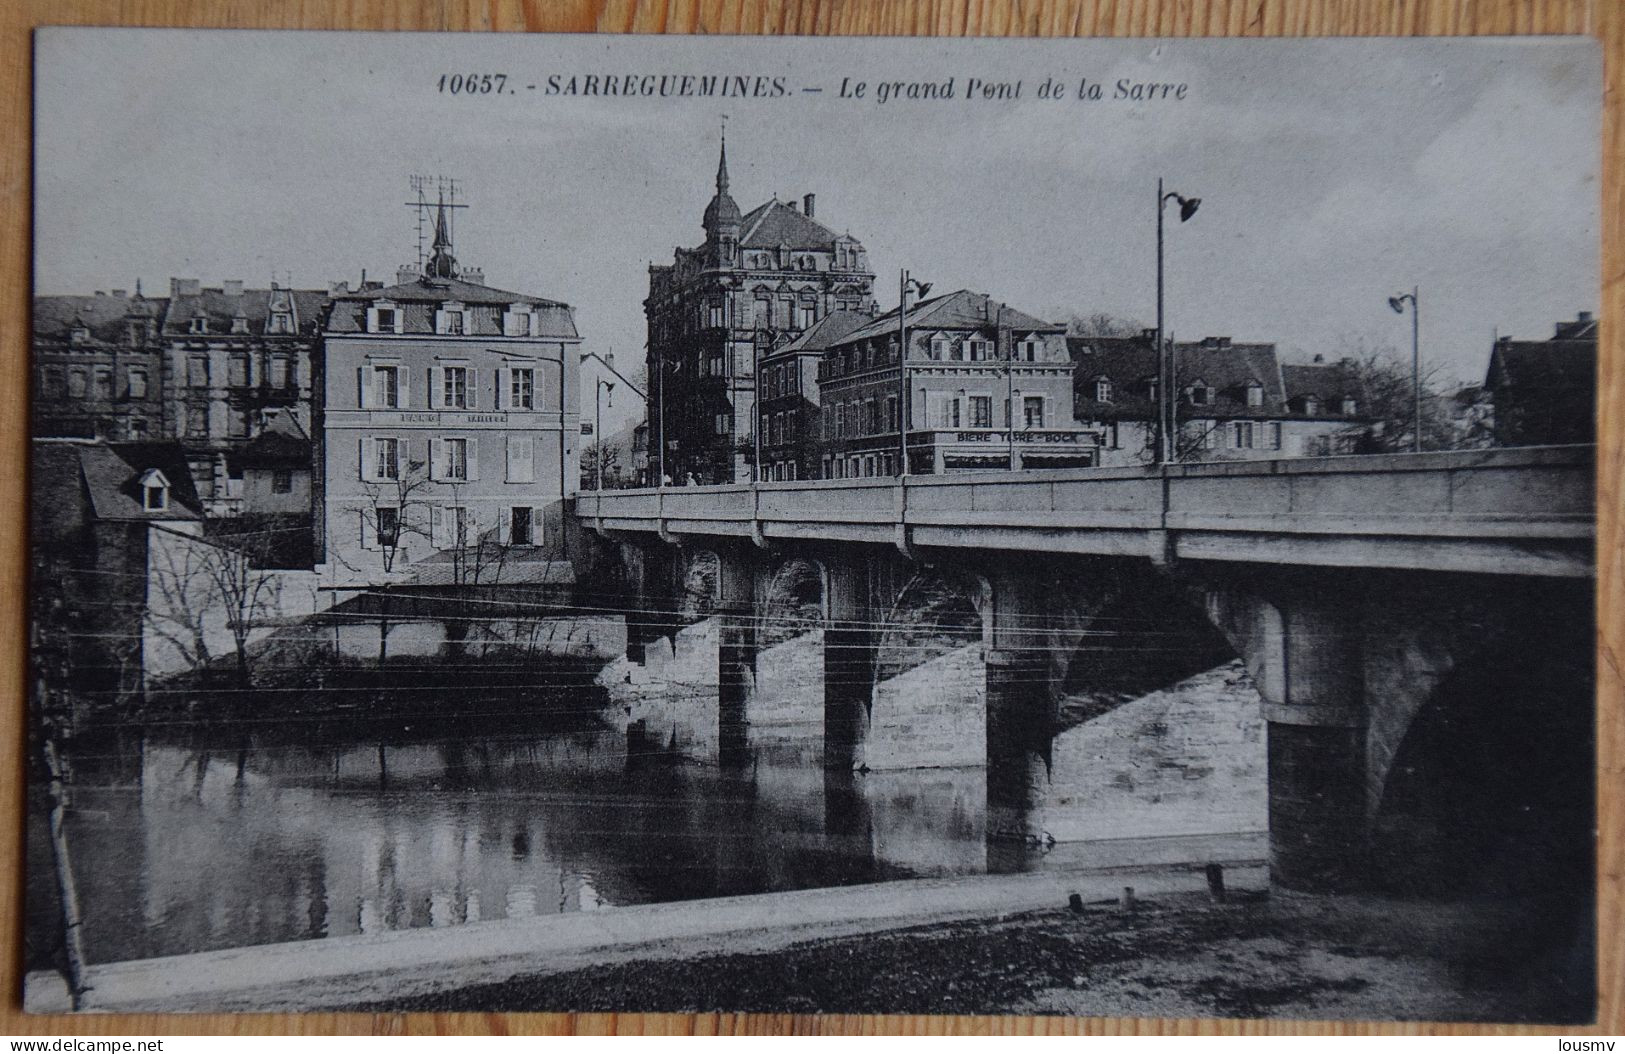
left=714, top=545, right=759, bottom=769
left=1206, top=574, right=1369, bottom=891
left=984, top=567, right=1056, bottom=844
left=823, top=556, right=875, bottom=772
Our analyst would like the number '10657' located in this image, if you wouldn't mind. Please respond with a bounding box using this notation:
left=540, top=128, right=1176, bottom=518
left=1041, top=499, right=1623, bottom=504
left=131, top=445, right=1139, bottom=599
left=438, top=74, right=508, bottom=94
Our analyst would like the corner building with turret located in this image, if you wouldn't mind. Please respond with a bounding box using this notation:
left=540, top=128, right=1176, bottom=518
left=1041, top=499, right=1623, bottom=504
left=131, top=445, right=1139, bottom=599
left=645, top=138, right=877, bottom=483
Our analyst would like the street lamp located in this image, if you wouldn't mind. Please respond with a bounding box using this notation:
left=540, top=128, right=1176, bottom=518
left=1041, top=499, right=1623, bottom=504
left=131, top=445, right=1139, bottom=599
left=595, top=355, right=615, bottom=491
left=897, top=270, right=932, bottom=476
left=1388, top=288, right=1421, bottom=453
left=1156, top=179, right=1201, bottom=464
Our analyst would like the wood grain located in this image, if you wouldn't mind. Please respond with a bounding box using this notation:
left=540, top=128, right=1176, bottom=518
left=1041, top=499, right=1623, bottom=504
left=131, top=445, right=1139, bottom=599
left=0, top=0, right=1617, bottom=1037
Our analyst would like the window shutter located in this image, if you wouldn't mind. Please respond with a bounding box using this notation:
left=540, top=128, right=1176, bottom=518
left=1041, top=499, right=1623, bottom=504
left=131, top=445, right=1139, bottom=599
left=392, top=439, right=404, bottom=479
left=498, top=508, right=512, bottom=545
left=398, top=368, right=411, bottom=410
left=466, top=368, right=479, bottom=410
left=533, top=507, right=547, bottom=549
left=429, top=506, right=443, bottom=549
left=361, top=510, right=374, bottom=550
left=428, top=367, right=443, bottom=409
left=358, top=367, right=370, bottom=410
left=359, top=437, right=372, bottom=482
left=430, top=438, right=444, bottom=481
left=467, top=438, right=480, bottom=480
left=494, top=368, right=509, bottom=410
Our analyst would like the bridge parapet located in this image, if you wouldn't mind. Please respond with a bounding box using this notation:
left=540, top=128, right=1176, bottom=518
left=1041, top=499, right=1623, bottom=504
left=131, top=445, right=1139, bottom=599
left=580, top=445, right=1593, bottom=577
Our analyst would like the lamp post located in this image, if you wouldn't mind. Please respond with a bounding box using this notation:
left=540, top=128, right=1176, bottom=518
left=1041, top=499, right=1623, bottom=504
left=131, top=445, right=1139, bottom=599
left=1387, top=287, right=1421, bottom=453
left=595, top=358, right=615, bottom=491
left=1156, top=178, right=1201, bottom=464
left=752, top=340, right=762, bottom=483
left=897, top=270, right=932, bottom=476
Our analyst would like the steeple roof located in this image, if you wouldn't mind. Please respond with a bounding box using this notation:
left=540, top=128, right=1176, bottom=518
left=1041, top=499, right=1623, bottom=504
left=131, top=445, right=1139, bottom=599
left=703, top=135, right=742, bottom=234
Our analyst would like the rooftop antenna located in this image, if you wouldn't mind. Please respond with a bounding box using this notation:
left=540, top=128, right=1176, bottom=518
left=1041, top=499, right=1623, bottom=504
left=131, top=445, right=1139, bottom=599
left=407, top=175, right=467, bottom=275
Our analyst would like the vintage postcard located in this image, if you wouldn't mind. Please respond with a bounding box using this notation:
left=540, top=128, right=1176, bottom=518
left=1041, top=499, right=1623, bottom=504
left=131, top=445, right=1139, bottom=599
left=26, top=29, right=1599, bottom=1020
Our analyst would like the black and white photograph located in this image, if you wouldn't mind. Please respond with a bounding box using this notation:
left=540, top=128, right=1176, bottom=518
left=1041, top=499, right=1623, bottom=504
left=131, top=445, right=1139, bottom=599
left=25, top=28, right=1599, bottom=1022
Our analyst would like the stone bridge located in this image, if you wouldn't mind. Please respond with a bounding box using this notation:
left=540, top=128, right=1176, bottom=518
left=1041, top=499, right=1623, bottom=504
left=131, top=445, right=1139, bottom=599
left=573, top=447, right=1595, bottom=892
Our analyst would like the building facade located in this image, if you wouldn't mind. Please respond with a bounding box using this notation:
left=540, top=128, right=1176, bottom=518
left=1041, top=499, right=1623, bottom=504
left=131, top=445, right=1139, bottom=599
left=32, top=289, right=168, bottom=443
left=816, top=290, right=1091, bottom=477
left=320, top=214, right=582, bottom=587
left=757, top=310, right=871, bottom=481
left=1484, top=311, right=1596, bottom=446
left=645, top=139, right=877, bottom=484
left=157, top=279, right=327, bottom=517
left=1070, top=334, right=1371, bottom=465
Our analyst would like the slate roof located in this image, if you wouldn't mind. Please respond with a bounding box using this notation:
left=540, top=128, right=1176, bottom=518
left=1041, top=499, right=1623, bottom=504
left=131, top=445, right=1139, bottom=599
left=325, top=276, right=579, bottom=339
left=738, top=200, right=847, bottom=251
left=161, top=287, right=328, bottom=338
left=234, top=411, right=312, bottom=466
left=1485, top=339, right=1595, bottom=395
left=762, top=310, right=874, bottom=364
left=33, top=293, right=167, bottom=343
left=1070, top=336, right=1367, bottom=422
left=31, top=440, right=203, bottom=532
left=833, top=290, right=1060, bottom=349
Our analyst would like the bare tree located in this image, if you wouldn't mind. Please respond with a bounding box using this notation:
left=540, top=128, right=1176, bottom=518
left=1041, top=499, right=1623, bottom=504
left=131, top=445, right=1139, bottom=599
left=580, top=441, right=621, bottom=490
left=335, top=456, right=435, bottom=667
left=145, top=527, right=282, bottom=688
left=1329, top=337, right=1460, bottom=453
left=1065, top=312, right=1148, bottom=338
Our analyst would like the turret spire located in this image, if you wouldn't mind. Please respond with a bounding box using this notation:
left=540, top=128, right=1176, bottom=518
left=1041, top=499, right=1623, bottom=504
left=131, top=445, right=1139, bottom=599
left=716, top=124, right=730, bottom=196
left=426, top=190, right=458, bottom=279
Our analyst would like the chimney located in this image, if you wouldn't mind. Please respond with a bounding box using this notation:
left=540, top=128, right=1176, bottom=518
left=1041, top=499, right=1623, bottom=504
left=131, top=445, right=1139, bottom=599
left=803, top=193, right=816, bottom=218
left=787, top=199, right=799, bottom=213
left=1313, top=353, right=1325, bottom=364
left=397, top=265, right=420, bottom=286
left=1578, top=311, right=1593, bottom=323
left=170, top=278, right=201, bottom=298
left=222, top=279, right=244, bottom=297
left=328, top=280, right=350, bottom=295
left=1201, top=336, right=1220, bottom=349
left=110, top=289, right=126, bottom=298
left=1140, top=328, right=1158, bottom=343
left=1217, top=337, right=1231, bottom=349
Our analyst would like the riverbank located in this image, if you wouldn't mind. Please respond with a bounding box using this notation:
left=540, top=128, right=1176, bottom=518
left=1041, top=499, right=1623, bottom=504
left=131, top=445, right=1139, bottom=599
left=365, top=887, right=1593, bottom=1024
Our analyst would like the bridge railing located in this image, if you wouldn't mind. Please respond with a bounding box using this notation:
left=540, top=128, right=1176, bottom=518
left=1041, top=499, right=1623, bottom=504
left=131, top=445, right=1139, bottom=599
left=578, top=445, right=1594, bottom=576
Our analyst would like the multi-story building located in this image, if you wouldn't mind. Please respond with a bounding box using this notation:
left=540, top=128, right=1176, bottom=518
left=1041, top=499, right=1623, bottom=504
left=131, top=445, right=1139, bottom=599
left=32, top=288, right=167, bottom=442
left=157, top=278, right=328, bottom=517
left=1484, top=311, right=1597, bottom=446
left=645, top=138, right=877, bottom=484
left=1070, top=333, right=1372, bottom=465
left=757, top=310, right=871, bottom=481
left=320, top=209, right=582, bottom=586
left=816, top=290, right=1091, bottom=477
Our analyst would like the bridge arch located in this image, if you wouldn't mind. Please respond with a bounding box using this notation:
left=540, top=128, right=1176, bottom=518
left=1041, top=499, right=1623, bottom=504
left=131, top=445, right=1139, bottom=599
left=874, top=566, right=992, bottom=684
left=678, top=548, right=721, bottom=619
left=758, top=556, right=828, bottom=649
left=1370, top=591, right=1592, bottom=900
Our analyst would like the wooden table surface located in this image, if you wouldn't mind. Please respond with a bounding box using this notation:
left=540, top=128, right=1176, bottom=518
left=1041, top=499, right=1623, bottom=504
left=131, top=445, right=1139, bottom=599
left=0, top=0, right=1618, bottom=1037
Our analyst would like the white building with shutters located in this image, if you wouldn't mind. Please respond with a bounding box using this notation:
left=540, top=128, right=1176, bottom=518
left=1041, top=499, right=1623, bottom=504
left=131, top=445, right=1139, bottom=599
left=318, top=258, right=582, bottom=587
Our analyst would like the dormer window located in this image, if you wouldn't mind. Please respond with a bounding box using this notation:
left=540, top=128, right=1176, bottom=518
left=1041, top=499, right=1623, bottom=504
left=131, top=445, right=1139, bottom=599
left=69, top=324, right=90, bottom=345
left=369, top=303, right=401, bottom=334
left=438, top=307, right=466, bottom=335
left=268, top=312, right=294, bottom=335
left=1246, top=381, right=1264, bottom=408
left=1017, top=338, right=1043, bottom=362
left=1341, top=397, right=1357, bottom=416
left=1094, top=379, right=1113, bottom=403
left=188, top=316, right=208, bottom=335
left=1187, top=381, right=1213, bottom=406
left=139, top=468, right=170, bottom=512
left=504, top=309, right=533, bottom=337
left=231, top=315, right=250, bottom=335
left=931, top=336, right=950, bottom=360
left=1300, top=396, right=1320, bottom=415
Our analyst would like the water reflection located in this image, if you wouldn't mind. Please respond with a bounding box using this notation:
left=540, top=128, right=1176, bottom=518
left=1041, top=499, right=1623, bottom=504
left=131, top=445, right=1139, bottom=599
left=53, top=720, right=995, bottom=965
